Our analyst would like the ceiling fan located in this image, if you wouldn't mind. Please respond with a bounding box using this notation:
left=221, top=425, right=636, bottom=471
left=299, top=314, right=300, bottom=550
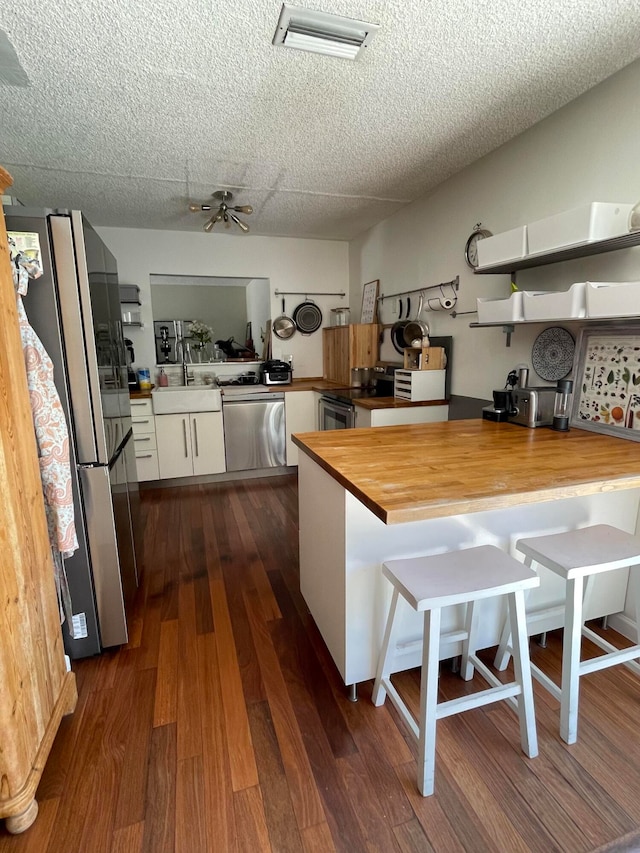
left=189, top=190, right=254, bottom=233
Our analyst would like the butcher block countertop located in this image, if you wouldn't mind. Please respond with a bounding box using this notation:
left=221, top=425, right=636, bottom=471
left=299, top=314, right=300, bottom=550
left=292, top=420, right=640, bottom=525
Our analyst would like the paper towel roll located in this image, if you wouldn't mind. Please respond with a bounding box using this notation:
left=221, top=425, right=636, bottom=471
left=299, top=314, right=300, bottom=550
left=427, top=297, right=455, bottom=311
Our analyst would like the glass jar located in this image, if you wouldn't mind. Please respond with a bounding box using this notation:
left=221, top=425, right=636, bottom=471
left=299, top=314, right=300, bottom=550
left=551, top=378, right=573, bottom=431
left=330, top=307, right=350, bottom=326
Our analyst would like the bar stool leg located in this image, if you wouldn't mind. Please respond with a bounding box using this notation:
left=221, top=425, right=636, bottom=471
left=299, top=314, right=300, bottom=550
left=495, top=556, right=534, bottom=671
left=561, top=575, right=584, bottom=744
left=508, top=590, right=538, bottom=758
left=418, top=606, right=441, bottom=797
left=461, top=599, right=479, bottom=682
left=372, top=588, right=400, bottom=707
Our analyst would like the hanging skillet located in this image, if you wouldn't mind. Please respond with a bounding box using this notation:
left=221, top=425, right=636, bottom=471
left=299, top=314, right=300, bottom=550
left=293, top=298, right=323, bottom=335
left=273, top=298, right=296, bottom=340
left=391, top=296, right=411, bottom=354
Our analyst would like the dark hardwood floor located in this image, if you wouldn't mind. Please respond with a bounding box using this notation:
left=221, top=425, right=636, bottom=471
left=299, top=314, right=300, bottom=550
left=3, top=474, right=640, bottom=852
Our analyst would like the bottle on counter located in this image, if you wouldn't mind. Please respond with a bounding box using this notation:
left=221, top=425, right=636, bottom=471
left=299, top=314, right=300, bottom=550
left=551, top=379, right=573, bottom=431
left=158, top=367, right=169, bottom=387
left=137, top=367, right=151, bottom=390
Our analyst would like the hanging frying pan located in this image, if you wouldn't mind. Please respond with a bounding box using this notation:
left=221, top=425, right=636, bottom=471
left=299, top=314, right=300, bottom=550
left=403, top=294, right=430, bottom=346
left=293, top=298, right=323, bottom=335
left=273, top=298, right=296, bottom=340
left=390, top=296, right=411, bottom=354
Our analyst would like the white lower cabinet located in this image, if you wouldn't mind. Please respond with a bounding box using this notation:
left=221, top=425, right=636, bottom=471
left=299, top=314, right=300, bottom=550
left=356, top=404, right=449, bottom=428
left=131, top=398, right=159, bottom=481
left=156, top=411, right=226, bottom=479
left=284, top=391, right=318, bottom=466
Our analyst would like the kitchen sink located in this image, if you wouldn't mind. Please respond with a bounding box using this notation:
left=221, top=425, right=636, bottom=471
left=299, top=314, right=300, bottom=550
left=151, top=385, right=222, bottom=414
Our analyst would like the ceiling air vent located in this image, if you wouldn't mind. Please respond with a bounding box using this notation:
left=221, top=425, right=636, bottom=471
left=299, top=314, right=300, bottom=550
left=272, top=4, right=379, bottom=60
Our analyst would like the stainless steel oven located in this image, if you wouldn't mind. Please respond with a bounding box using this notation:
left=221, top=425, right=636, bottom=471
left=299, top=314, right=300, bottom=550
left=319, top=395, right=357, bottom=430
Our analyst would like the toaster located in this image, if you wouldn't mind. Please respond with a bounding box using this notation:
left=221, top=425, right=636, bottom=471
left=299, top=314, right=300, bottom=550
left=508, top=387, right=556, bottom=428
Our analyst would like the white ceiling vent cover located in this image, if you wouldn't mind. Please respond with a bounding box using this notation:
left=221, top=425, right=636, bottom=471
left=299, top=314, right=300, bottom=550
left=272, top=4, right=379, bottom=60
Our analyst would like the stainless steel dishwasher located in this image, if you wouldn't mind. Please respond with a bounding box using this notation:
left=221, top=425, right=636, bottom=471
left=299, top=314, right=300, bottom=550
left=222, top=387, right=286, bottom=471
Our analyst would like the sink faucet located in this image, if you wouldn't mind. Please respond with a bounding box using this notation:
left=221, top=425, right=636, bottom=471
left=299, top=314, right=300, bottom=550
left=183, top=362, right=195, bottom=386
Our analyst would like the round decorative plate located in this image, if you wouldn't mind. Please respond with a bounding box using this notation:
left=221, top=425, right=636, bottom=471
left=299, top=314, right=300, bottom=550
left=531, top=327, right=575, bottom=381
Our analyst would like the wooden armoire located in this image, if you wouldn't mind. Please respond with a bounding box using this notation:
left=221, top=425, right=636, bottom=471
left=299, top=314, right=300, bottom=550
left=0, top=166, right=77, bottom=833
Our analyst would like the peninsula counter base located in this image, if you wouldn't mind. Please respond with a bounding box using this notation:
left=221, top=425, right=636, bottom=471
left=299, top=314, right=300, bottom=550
left=298, top=453, right=640, bottom=691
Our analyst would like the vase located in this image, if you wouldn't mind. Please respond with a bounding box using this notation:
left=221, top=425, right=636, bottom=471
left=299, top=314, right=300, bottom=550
left=192, top=342, right=209, bottom=363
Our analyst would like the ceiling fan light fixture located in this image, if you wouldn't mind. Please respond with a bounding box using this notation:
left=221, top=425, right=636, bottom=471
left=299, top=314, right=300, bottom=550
left=272, top=4, right=379, bottom=60
left=189, top=190, right=253, bottom=234
left=229, top=212, right=250, bottom=233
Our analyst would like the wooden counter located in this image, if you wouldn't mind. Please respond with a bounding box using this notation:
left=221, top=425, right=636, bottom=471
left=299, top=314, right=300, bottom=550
left=293, top=419, right=640, bottom=525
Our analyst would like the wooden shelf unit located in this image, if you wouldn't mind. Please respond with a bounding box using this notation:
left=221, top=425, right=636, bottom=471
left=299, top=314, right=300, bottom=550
left=322, top=324, right=380, bottom=386
left=0, top=166, right=77, bottom=835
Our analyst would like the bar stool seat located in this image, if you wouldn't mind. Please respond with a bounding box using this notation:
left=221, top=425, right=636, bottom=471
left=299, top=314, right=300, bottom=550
left=493, top=524, right=640, bottom=745
left=372, top=544, right=539, bottom=796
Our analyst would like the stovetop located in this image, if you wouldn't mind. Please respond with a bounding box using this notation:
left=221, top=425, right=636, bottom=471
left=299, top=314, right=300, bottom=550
left=322, top=385, right=391, bottom=404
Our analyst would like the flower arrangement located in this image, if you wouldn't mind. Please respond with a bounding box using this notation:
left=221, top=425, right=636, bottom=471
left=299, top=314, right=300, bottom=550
left=188, top=321, right=214, bottom=346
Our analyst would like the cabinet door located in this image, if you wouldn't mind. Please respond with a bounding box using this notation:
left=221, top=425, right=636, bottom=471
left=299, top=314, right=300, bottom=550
left=156, top=414, right=193, bottom=479
left=322, top=327, right=350, bottom=385
left=190, top=411, right=226, bottom=476
left=284, top=391, right=317, bottom=466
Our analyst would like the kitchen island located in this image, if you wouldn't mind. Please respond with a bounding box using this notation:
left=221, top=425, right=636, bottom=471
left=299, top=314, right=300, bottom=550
left=292, top=420, right=640, bottom=692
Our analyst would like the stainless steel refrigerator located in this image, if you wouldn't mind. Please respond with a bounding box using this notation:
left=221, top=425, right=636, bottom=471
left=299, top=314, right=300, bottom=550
left=6, top=207, right=139, bottom=658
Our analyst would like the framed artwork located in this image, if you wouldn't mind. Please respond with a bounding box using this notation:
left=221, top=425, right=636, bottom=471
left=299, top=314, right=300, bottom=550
left=361, top=279, right=379, bottom=324
left=571, top=325, right=640, bottom=441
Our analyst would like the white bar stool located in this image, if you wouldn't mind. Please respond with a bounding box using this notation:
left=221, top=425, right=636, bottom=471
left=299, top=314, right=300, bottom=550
left=372, top=545, right=539, bottom=796
left=493, top=524, right=640, bottom=745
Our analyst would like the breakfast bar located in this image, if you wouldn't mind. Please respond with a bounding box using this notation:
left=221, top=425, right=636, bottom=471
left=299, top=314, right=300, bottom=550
left=292, top=420, right=640, bottom=692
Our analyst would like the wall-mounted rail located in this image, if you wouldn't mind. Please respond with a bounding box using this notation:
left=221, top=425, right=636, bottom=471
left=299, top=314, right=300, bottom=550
left=274, top=289, right=346, bottom=297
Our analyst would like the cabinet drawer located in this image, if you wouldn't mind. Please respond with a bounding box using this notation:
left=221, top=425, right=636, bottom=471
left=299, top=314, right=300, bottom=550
left=133, top=432, right=157, bottom=451
left=394, top=369, right=446, bottom=402
left=135, top=449, right=159, bottom=481
left=130, top=398, right=153, bottom=416
left=132, top=416, right=155, bottom=435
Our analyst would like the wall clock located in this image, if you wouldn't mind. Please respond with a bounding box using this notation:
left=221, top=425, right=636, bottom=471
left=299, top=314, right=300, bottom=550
left=464, top=223, right=493, bottom=269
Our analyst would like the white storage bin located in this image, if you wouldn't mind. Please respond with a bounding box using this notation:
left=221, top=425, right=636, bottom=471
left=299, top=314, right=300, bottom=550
left=477, top=226, right=528, bottom=268
left=522, top=282, right=586, bottom=321
left=585, top=281, right=640, bottom=318
left=528, top=203, right=633, bottom=255
left=476, top=291, right=523, bottom=323
left=394, top=369, right=446, bottom=401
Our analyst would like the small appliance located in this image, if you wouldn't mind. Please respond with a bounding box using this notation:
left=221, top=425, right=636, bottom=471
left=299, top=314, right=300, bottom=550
left=124, top=338, right=138, bottom=390
left=260, top=359, right=292, bottom=385
left=508, top=387, right=556, bottom=428
left=482, top=389, right=514, bottom=422
left=153, top=320, right=192, bottom=364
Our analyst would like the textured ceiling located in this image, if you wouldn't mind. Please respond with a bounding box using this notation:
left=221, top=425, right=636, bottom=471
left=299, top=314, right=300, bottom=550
left=2, top=0, right=640, bottom=240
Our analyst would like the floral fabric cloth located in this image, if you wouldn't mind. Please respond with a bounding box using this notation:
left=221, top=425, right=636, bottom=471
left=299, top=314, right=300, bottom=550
left=11, top=239, right=78, bottom=628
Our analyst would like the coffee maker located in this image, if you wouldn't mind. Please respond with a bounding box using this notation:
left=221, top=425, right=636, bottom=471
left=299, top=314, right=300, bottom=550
left=482, top=368, right=521, bottom=422
left=482, top=389, right=513, bottom=422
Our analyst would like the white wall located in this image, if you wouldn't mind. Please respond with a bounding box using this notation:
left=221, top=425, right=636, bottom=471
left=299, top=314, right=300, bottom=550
left=350, top=58, right=640, bottom=399
left=96, top=228, right=349, bottom=378
left=246, top=278, right=270, bottom=356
